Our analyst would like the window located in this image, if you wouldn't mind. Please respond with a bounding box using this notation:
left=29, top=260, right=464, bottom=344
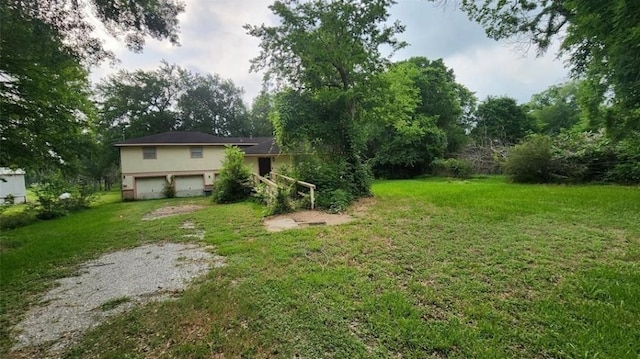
left=190, top=146, right=203, bottom=159
left=142, top=147, right=156, bottom=160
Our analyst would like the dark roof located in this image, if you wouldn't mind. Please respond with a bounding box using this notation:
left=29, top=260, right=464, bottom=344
left=242, top=138, right=281, bottom=155
left=114, top=131, right=269, bottom=146
left=114, top=131, right=281, bottom=155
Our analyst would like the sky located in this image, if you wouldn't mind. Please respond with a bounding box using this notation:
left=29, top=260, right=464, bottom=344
left=90, top=0, right=570, bottom=106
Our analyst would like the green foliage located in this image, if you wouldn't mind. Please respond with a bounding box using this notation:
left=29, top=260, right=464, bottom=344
left=606, top=138, right=640, bottom=184
left=163, top=177, right=176, bottom=198
left=248, top=91, right=275, bottom=137
left=247, top=0, right=406, bottom=200
left=473, top=96, right=536, bottom=145
left=315, top=189, right=353, bottom=214
left=0, top=5, right=95, bottom=171
left=458, top=0, right=640, bottom=136
left=431, top=158, right=474, bottom=179
left=97, top=62, right=250, bottom=140
left=30, top=175, right=96, bottom=220
left=504, top=135, right=557, bottom=183
left=0, top=210, right=37, bottom=230
left=505, top=131, right=640, bottom=184
left=213, top=147, right=253, bottom=204
left=528, top=81, right=581, bottom=135
left=268, top=185, right=295, bottom=216
left=1, top=0, right=183, bottom=171
left=367, top=60, right=449, bottom=178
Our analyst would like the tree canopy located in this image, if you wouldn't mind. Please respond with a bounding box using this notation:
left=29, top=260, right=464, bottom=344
left=246, top=0, right=406, bottom=196
left=472, top=96, right=535, bottom=145
left=96, top=62, right=250, bottom=140
left=456, top=0, right=640, bottom=135
left=1, top=0, right=184, bottom=170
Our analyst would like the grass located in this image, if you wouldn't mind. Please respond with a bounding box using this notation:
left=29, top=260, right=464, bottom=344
left=1, top=177, right=639, bottom=358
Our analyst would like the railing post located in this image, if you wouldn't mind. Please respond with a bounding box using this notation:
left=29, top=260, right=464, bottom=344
left=310, top=187, right=315, bottom=210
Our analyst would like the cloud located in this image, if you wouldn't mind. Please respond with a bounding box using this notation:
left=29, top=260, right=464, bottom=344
left=91, top=0, right=275, bottom=102
left=90, top=0, right=570, bottom=105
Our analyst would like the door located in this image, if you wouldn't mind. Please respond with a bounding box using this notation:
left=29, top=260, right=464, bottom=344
left=174, top=175, right=204, bottom=197
left=135, top=177, right=166, bottom=199
left=258, top=157, right=271, bottom=177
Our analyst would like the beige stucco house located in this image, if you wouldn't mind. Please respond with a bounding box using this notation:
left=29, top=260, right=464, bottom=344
left=115, top=131, right=291, bottom=200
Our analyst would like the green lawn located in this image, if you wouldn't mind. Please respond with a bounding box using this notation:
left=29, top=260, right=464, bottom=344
left=1, top=178, right=639, bottom=358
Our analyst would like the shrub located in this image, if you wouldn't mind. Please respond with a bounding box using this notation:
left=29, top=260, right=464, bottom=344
left=293, top=154, right=370, bottom=210
left=0, top=210, right=37, bottom=229
left=267, top=185, right=295, bottom=215
left=316, top=189, right=353, bottom=213
left=431, top=158, right=474, bottom=178
left=504, top=135, right=557, bottom=183
left=163, top=177, right=176, bottom=198
left=606, top=138, right=640, bottom=184
left=213, top=146, right=253, bottom=203
left=30, top=174, right=96, bottom=220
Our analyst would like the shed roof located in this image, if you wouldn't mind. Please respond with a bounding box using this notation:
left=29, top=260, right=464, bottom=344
left=0, top=167, right=26, bottom=175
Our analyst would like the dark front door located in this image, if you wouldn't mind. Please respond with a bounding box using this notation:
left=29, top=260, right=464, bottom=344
left=258, top=157, right=271, bottom=177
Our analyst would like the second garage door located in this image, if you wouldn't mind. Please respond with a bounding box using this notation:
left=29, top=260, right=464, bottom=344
left=136, top=177, right=166, bottom=199
left=175, top=175, right=204, bottom=197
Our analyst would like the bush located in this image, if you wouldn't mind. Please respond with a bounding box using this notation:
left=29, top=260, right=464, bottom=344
left=316, top=189, right=353, bottom=213
left=30, top=174, right=96, bottom=220
left=0, top=210, right=37, bottom=229
left=213, top=146, right=253, bottom=203
left=267, top=185, right=295, bottom=215
left=504, top=135, right=557, bottom=183
left=292, top=154, right=370, bottom=210
left=606, top=138, right=640, bottom=184
left=163, top=176, right=176, bottom=198
left=431, top=158, right=474, bottom=178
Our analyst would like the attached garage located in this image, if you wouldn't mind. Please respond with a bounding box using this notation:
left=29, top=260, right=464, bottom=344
left=135, top=177, right=166, bottom=200
left=175, top=175, right=204, bottom=197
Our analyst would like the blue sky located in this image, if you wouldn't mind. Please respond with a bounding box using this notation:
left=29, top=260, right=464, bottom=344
left=91, top=0, right=570, bottom=105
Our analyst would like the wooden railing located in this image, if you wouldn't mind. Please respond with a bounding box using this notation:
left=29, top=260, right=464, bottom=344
left=270, top=172, right=316, bottom=209
left=250, top=173, right=278, bottom=199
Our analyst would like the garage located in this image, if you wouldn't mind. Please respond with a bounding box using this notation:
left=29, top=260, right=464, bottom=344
left=135, top=177, right=166, bottom=200
left=175, top=175, right=204, bottom=197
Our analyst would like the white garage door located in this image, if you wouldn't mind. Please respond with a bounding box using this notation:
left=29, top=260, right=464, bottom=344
left=175, top=175, right=204, bottom=197
left=135, top=177, right=166, bottom=199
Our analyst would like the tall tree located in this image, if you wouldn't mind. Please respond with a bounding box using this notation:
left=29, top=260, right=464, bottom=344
left=97, top=63, right=249, bottom=139
left=528, top=81, right=581, bottom=135
left=472, top=96, right=535, bottom=145
left=1, top=0, right=184, bottom=170
left=248, top=91, right=275, bottom=137
left=96, top=62, right=186, bottom=140
left=0, top=6, right=94, bottom=170
left=178, top=74, right=249, bottom=136
left=455, top=0, right=640, bottom=135
left=366, top=61, right=447, bottom=178
left=246, top=0, right=406, bottom=196
left=403, top=57, right=475, bottom=154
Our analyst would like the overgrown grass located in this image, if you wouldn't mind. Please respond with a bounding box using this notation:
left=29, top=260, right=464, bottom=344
left=1, top=178, right=639, bottom=358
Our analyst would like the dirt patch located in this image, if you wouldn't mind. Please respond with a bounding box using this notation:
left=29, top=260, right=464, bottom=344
left=11, top=242, right=224, bottom=354
left=263, top=197, right=375, bottom=232
left=264, top=211, right=354, bottom=232
left=142, top=204, right=205, bottom=220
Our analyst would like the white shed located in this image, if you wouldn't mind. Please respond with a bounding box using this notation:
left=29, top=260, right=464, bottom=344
left=0, top=168, right=27, bottom=204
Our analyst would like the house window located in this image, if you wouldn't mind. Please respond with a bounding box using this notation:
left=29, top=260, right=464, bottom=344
left=142, top=147, right=156, bottom=160
left=190, top=146, right=203, bottom=159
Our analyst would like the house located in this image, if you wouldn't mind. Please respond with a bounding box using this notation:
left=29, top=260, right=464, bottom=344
left=114, top=131, right=291, bottom=200
left=0, top=167, right=27, bottom=204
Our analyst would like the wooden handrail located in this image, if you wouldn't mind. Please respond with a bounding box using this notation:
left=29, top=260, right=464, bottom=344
left=270, top=172, right=315, bottom=209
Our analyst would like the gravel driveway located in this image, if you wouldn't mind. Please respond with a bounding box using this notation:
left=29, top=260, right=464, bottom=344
left=12, top=242, right=224, bottom=353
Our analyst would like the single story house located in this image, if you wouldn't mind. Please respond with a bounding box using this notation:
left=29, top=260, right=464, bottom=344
left=114, top=131, right=291, bottom=200
left=0, top=167, right=27, bottom=204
